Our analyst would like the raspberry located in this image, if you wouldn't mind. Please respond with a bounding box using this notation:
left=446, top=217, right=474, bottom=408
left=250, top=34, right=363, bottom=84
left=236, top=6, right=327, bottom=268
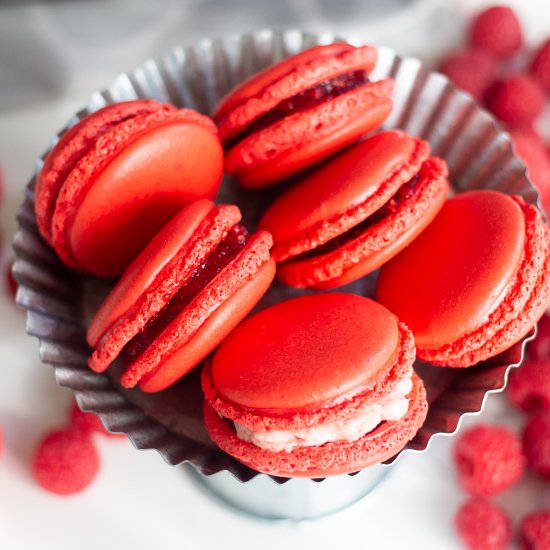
left=454, top=424, right=525, bottom=496
left=455, top=497, right=512, bottom=550
left=470, top=6, right=523, bottom=58
left=33, top=429, right=99, bottom=495
left=510, top=129, right=550, bottom=215
left=69, top=401, right=123, bottom=438
left=438, top=49, right=497, bottom=100
left=486, top=75, right=545, bottom=127
left=6, top=259, right=17, bottom=298
left=530, top=314, right=550, bottom=361
left=523, top=410, right=550, bottom=479
left=531, top=38, right=550, bottom=92
left=520, top=511, right=550, bottom=550
left=508, top=359, right=550, bottom=412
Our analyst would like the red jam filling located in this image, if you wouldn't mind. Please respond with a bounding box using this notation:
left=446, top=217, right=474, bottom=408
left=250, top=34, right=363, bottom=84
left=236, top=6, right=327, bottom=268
left=123, top=224, right=249, bottom=364
left=231, top=70, right=370, bottom=146
left=294, top=175, right=420, bottom=261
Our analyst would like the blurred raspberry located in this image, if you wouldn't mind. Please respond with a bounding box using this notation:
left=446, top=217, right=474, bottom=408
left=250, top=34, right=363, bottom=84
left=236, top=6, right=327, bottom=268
left=520, top=511, right=550, bottom=550
left=6, top=259, right=17, bottom=298
left=510, top=129, right=550, bottom=215
left=508, top=359, right=550, bottom=412
left=33, top=428, right=99, bottom=495
left=69, top=401, right=123, bottom=439
left=438, top=49, right=497, bottom=100
left=455, top=497, right=511, bottom=550
left=486, top=75, right=545, bottom=127
left=470, top=6, right=523, bottom=58
left=531, top=38, right=550, bottom=92
left=454, top=424, right=525, bottom=496
left=530, top=314, right=550, bottom=360
left=523, top=410, right=550, bottom=479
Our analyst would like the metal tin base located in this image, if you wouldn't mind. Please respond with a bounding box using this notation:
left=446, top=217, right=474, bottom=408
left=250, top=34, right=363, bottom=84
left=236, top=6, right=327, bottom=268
left=185, top=464, right=389, bottom=521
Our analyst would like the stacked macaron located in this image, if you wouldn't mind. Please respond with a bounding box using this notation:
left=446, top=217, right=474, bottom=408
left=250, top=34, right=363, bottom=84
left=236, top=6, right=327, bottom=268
left=31, top=40, right=550, bottom=479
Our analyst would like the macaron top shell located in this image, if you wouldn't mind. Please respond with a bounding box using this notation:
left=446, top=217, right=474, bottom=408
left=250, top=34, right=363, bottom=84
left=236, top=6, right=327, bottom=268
left=260, top=130, right=428, bottom=260
left=210, top=293, right=400, bottom=410
left=35, top=100, right=171, bottom=244
left=377, top=190, right=526, bottom=349
left=214, top=43, right=358, bottom=122
left=215, top=43, right=378, bottom=143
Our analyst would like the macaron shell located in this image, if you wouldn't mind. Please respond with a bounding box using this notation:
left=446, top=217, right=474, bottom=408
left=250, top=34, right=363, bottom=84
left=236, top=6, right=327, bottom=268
left=418, top=196, right=550, bottom=367
left=225, top=79, right=394, bottom=189
left=70, top=117, right=223, bottom=276
left=138, top=259, right=276, bottom=393
left=203, top=371, right=427, bottom=478
left=217, top=44, right=378, bottom=143
left=119, top=231, right=274, bottom=389
left=214, top=43, right=356, bottom=122
left=277, top=156, right=449, bottom=289
left=88, top=204, right=240, bottom=372
left=86, top=199, right=216, bottom=348
left=35, top=100, right=170, bottom=244
left=377, top=190, right=527, bottom=350
left=202, top=319, right=415, bottom=433
left=210, top=294, right=399, bottom=411
left=261, top=130, right=429, bottom=261
left=51, top=108, right=222, bottom=275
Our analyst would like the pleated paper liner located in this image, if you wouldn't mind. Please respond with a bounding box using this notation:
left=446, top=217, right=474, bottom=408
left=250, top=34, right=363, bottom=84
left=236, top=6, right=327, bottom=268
left=13, top=30, right=540, bottom=484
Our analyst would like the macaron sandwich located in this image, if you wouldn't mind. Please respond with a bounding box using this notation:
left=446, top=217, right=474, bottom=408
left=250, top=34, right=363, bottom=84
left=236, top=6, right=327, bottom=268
left=87, top=199, right=275, bottom=392
left=214, top=43, right=394, bottom=188
left=377, top=190, right=550, bottom=367
left=35, top=100, right=224, bottom=277
left=202, top=293, right=427, bottom=477
left=260, top=130, right=449, bottom=289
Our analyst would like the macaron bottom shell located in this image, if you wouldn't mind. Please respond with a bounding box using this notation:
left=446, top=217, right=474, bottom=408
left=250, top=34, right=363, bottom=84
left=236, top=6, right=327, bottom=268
left=203, top=372, right=427, bottom=478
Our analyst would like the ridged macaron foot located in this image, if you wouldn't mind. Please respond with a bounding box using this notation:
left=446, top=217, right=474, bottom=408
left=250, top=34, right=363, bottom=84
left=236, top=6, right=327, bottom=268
left=377, top=190, right=550, bottom=367
left=214, top=43, right=394, bottom=188
left=35, top=100, right=224, bottom=277
left=260, top=130, right=449, bottom=289
left=87, top=199, right=275, bottom=392
left=202, top=293, right=427, bottom=478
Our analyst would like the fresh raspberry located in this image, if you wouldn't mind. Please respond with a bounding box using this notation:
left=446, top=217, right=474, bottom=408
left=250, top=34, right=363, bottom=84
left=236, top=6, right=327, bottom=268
left=470, top=6, right=523, bottom=58
left=530, top=314, right=550, bottom=361
left=438, top=49, right=497, bottom=100
left=69, top=401, right=123, bottom=439
left=454, top=424, right=525, bottom=496
left=508, top=359, right=550, bottom=412
left=510, top=129, right=550, bottom=215
left=455, top=497, right=512, bottom=550
left=531, top=38, right=550, bottom=92
left=486, top=75, right=545, bottom=127
left=520, top=511, right=550, bottom=550
left=523, top=410, right=550, bottom=479
left=33, top=428, right=99, bottom=495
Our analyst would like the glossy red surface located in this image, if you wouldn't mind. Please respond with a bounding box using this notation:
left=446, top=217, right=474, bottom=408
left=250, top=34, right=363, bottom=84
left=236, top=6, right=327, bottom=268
left=260, top=130, right=421, bottom=246
left=210, top=293, right=399, bottom=410
left=70, top=120, right=223, bottom=276
left=377, top=191, right=526, bottom=349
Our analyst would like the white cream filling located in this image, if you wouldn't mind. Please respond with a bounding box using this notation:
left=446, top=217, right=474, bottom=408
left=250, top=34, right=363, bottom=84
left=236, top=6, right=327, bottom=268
left=234, top=370, right=413, bottom=453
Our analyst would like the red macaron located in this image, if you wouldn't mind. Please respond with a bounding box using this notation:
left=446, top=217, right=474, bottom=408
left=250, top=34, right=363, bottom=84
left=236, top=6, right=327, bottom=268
left=259, top=130, right=449, bottom=289
left=214, top=42, right=394, bottom=188
left=377, top=190, right=550, bottom=367
left=35, top=100, right=224, bottom=277
left=202, top=293, right=427, bottom=478
left=87, top=199, right=275, bottom=392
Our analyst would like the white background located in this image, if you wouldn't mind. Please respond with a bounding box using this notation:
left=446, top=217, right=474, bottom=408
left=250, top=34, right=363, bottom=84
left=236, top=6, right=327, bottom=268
left=0, top=1, right=549, bottom=548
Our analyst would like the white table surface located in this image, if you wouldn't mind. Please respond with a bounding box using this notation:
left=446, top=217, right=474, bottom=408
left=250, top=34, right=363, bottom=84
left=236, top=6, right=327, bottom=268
left=0, top=1, right=548, bottom=548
